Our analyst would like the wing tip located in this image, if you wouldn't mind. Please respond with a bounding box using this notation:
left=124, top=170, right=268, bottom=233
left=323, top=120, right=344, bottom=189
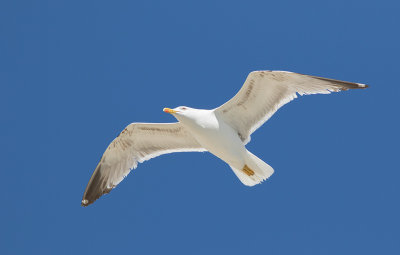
left=308, top=75, right=369, bottom=90
left=81, top=199, right=90, bottom=207
left=81, top=186, right=113, bottom=207
left=344, top=82, right=369, bottom=90
left=81, top=162, right=114, bottom=207
left=356, top=83, right=369, bottom=89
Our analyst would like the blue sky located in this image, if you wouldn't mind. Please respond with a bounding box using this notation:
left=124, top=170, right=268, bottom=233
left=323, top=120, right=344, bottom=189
left=1, top=0, right=399, bottom=254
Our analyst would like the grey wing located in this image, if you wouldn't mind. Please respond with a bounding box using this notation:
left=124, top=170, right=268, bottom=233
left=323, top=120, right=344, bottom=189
left=215, top=71, right=368, bottom=144
left=82, top=122, right=205, bottom=206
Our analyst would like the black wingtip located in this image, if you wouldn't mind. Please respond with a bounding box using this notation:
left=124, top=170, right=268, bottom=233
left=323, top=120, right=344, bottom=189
left=81, top=162, right=114, bottom=207
left=353, top=82, right=369, bottom=89
left=310, top=75, right=369, bottom=90
left=81, top=199, right=90, bottom=207
left=81, top=186, right=113, bottom=207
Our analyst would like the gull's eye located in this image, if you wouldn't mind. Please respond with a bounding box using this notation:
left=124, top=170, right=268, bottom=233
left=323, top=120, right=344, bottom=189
left=180, top=107, right=187, bottom=110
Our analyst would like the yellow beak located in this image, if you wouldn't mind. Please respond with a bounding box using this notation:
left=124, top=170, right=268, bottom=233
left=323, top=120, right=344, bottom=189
left=163, top=108, right=177, bottom=114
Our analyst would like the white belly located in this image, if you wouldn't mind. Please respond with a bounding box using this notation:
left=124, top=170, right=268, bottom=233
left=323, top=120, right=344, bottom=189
left=182, top=112, right=247, bottom=168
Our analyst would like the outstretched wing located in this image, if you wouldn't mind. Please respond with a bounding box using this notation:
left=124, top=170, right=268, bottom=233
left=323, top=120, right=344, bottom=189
left=215, top=71, right=368, bottom=144
left=82, top=122, right=205, bottom=206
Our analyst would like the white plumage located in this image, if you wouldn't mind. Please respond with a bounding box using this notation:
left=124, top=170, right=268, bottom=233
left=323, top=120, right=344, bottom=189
left=82, top=70, right=367, bottom=206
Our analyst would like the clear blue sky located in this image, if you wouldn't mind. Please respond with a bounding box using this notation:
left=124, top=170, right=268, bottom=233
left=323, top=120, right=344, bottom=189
left=1, top=0, right=399, bottom=254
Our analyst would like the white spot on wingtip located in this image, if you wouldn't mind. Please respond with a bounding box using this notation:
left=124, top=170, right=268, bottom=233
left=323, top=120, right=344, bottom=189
left=82, top=199, right=88, bottom=205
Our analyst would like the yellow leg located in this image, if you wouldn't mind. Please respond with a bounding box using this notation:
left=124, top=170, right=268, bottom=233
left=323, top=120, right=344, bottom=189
left=242, top=164, right=255, bottom=176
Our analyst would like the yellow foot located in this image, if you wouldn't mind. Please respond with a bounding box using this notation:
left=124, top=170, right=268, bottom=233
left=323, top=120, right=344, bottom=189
left=242, top=165, right=255, bottom=176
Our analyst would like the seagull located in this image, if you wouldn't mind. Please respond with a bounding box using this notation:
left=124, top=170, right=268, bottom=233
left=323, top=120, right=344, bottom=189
left=81, top=70, right=368, bottom=206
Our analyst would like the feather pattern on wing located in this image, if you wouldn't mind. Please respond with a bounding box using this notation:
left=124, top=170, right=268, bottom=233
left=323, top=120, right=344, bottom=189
left=82, top=123, right=205, bottom=206
left=215, top=71, right=368, bottom=144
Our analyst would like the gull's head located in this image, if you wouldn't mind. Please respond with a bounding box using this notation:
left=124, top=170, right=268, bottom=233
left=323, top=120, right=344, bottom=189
left=163, top=106, right=192, bottom=115
left=163, top=106, right=202, bottom=123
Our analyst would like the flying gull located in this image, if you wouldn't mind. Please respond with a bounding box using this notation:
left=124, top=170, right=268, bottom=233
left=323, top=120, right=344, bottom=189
left=81, top=70, right=368, bottom=206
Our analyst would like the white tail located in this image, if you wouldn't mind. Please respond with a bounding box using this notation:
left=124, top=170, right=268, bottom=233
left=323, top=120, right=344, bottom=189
left=229, top=151, right=274, bottom=186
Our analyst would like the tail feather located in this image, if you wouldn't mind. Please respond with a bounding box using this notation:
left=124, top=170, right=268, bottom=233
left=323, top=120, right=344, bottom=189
left=229, top=151, right=274, bottom=186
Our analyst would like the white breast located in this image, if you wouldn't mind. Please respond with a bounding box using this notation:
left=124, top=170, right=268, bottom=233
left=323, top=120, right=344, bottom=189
left=179, top=110, right=247, bottom=168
